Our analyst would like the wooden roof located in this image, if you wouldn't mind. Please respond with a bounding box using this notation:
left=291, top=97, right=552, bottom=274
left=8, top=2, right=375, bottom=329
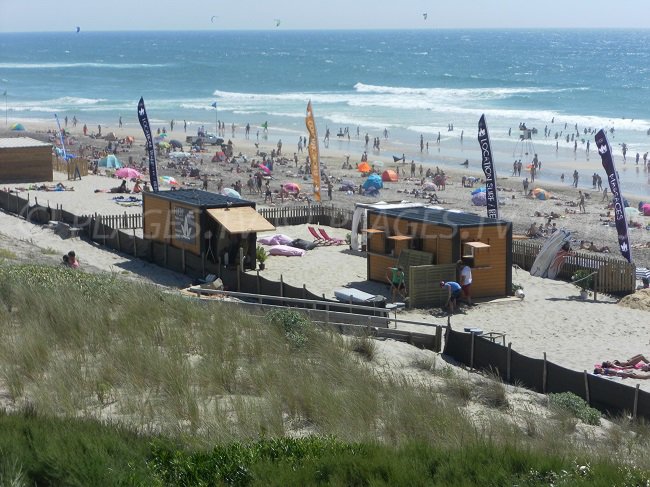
left=207, top=207, right=275, bottom=234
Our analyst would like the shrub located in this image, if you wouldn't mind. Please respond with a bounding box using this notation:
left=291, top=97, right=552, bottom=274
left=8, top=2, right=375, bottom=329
left=265, top=309, right=313, bottom=349
left=571, top=269, right=594, bottom=292
left=549, top=392, right=601, bottom=426
left=256, top=245, right=268, bottom=263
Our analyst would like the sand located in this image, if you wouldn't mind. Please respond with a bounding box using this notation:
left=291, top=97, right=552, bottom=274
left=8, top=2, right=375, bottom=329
left=0, top=121, right=649, bottom=392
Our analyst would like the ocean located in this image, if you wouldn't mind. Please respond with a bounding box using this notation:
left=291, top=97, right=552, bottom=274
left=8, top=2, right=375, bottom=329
left=0, top=29, right=649, bottom=196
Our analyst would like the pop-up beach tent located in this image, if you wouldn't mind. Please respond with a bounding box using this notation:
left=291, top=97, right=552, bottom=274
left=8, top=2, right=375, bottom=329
left=381, top=169, right=398, bottom=182
left=98, top=154, right=123, bottom=168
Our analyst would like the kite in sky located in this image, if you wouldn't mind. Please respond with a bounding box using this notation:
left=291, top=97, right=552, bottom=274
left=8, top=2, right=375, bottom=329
left=76, top=26, right=80, bottom=32
left=423, top=13, right=428, bottom=20
left=211, top=16, right=218, bottom=23
left=274, top=19, right=281, bottom=27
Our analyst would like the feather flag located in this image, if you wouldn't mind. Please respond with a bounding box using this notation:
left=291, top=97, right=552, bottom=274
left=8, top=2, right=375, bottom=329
left=477, top=114, right=499, bottom=219
left=595, top=129, right=631, bottom=262
left=305, top=100, right=321, bottom=202
left=137, top=97, right=159, bottom=192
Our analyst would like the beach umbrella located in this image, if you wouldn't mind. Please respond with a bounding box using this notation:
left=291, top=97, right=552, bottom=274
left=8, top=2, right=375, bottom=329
left=357, top=162, right=371, bottom=173
left=98, top=154, right=123, bottom=168
left=221, top=187, right=241, bottom=199
left=532, top=188, right=550, bottom=200
left=160, top=175, right=179, bottom=185
left=284, top=182, right=300, bottom=193
left=258, top=164, right=271, bottom=174
left=115, top=167, right=142, bottom=179
left=169, top=139, right=183, bottom=148
left=471, top=191, right=487, bottom=206
left=10, top=123, right=25, bottom=131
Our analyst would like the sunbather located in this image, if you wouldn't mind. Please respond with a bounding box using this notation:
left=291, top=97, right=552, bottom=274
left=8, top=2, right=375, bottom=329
left=601, top=354, right=650, bottom=370
left=593, top=367, right=650, bottom=379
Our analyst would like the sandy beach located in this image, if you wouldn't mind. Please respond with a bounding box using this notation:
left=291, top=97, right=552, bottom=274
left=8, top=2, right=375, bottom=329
left=1, top=120, right=649, bottom=392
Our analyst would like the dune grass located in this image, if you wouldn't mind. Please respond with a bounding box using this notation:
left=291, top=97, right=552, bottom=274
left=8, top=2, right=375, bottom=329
left=0, top=263, right=650, bottom=484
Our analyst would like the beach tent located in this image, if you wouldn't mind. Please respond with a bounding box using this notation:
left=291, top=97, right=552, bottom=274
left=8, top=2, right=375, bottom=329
left=363, top=174, right=383, bottom=191
left=624, top=207, right=641, bottom=223
left=350, top=201, right=424, bottom=251
left=98, top=154, right=123, bottom=168
left=471, top=187, right=486, bottom=195
left=357, top=162, right=371, bottom=173
left=642, top=203, right=650, bottom=216
left=283, top=182, right=300, bottom=193
left=381, top=169, right=398, bottom=182
left=10, top=123, right=25, bottom=131
left=423, top=181, right=436, bottom=191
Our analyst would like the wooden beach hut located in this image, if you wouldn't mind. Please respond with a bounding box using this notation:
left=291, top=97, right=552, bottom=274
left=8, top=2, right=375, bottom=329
left=364, top=206, right=512, bottom=307
left=142, top=189, right=275, bottom=269
left=0, top=137, right=53, bottom=183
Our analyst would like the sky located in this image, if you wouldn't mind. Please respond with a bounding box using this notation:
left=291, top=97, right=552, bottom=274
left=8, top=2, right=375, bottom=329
left=1, top=0, right=650, bottom=32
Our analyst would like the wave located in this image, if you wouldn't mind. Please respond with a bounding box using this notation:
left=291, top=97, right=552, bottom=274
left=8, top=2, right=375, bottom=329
left=353, top=82, right=573, bottom=99
left=0, top=62, right=169, bottom=69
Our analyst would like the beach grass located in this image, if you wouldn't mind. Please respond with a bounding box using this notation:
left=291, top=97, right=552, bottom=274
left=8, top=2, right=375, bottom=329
left=0, top=263, right=649, bottom=484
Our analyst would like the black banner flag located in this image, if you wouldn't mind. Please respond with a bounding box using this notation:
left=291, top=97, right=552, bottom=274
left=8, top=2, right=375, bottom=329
left=477, top=114, right=499, bottom=219
left=595, top=129, right=631, bottom=262
left=137, top=97, right=159, bottom=192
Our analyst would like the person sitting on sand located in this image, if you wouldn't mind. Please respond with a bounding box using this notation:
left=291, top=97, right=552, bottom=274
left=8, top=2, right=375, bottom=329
left=526, top=223, right=542, bottom=238
left=110, top=179, right=128, bottom=194
left=132, top=180, right=142, bottom=193
left=580, top=241, right=611, bottom=253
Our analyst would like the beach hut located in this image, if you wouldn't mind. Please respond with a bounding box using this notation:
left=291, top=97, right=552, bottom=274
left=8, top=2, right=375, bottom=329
left=0, top=137, right=53, bottom=183
left=142, top=189, right=275, bottom=270
left=381, top=169, right=398, bottom=182
left=364, top=206, right=512, bottom=306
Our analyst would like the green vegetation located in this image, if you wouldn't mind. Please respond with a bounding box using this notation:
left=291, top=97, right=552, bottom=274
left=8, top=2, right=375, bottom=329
left=549, top=392, right=602, bottom=426
left=0, top=248, right=17, bottom=261
left=571, top=269, right=595, bottom=292
left=0, top=264, right=648, bottom=485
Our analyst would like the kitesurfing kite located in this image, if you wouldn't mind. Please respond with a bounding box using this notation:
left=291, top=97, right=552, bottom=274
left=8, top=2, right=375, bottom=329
left=211, top=16, right=218, bottom=23
left=422, top=13, right=428, bottom=20
left=274, top=19, right=281, bottom=27
left=76, top=26, right=80, bottom=33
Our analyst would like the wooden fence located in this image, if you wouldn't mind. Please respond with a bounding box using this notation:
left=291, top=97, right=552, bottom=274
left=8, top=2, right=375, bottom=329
left=259, top=204, right=354, bottom=229
left=512, top=239, right=636, bottom=294
left=80, top=212, right=143, bottom=231
left=52, top=155, right=89, bottom=180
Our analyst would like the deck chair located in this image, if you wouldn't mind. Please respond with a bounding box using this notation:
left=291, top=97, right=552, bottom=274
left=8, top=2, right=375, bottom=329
left=318, top=228, right=345, bottom=245
left=308, top=226, right=328, bottom=245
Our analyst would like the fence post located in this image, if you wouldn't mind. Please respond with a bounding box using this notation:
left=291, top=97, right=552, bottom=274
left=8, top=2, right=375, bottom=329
left=181, top=248, right=186, bottom=273
left=542, top=352, right=547, bottom=394
left=116, top=228, right=121, bottom=250
left=256, top=271, right=261, bottom=303
left=435, top=325, right=442, bottom=353
left=132, top=229, right=137, bottom=257
left=470, top=332, right=475, bottom=370
left=634, top=384, right=640, bottom=420
left=593, top=272, right=598, bottom=302
left=506, top=342, right=512, bottom=383
left=583, top=370, right=590, bottom=405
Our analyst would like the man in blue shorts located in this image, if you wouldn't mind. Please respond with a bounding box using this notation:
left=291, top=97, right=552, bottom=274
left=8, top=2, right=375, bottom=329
left=440, top=280, right=462, bottom=313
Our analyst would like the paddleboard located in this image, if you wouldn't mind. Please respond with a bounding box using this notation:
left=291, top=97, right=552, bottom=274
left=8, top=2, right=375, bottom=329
left=530, top=230, right=571, bottom=278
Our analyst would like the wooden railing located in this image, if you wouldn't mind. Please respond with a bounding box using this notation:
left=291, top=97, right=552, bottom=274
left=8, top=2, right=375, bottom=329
left=52, top=155, right=89, bottom=180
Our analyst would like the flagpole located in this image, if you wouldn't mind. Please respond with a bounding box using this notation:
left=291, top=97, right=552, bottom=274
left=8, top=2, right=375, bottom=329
left=4, top=91, right=6, bottom=126
left=214, top=102, right=218, bottom=136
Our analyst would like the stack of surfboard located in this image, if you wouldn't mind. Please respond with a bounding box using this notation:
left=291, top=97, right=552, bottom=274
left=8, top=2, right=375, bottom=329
left=530, top=230, right=572, bottom=279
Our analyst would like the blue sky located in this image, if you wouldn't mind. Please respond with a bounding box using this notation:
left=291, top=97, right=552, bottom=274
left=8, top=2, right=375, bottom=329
left=1, top=0, right=650, bottom=32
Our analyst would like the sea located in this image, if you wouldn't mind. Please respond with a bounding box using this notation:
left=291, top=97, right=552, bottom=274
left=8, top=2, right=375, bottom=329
left=0, top=29, right=649, bottom=197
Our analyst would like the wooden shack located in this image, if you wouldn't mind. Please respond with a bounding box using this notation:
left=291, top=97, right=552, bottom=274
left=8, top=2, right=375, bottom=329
left=365, top=206, right=512, bottom=305
left=0, top=137, right=53, bottom=183
left=142, top=189, right=275, bottom=269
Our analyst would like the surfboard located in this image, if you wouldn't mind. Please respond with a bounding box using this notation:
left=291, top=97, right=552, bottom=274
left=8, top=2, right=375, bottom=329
left=530, top=230, right=571, bottom=278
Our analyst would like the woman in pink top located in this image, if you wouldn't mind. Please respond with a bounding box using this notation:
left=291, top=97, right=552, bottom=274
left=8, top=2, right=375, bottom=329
left=67, top=250, right=80, bottom=269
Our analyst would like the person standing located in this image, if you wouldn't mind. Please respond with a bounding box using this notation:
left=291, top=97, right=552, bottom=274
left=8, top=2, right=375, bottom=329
left=522, top=177, right=529, bottom=195
left=457, top=260, right=473, bottom=306
left=578, top=190, right=586, bottom=213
